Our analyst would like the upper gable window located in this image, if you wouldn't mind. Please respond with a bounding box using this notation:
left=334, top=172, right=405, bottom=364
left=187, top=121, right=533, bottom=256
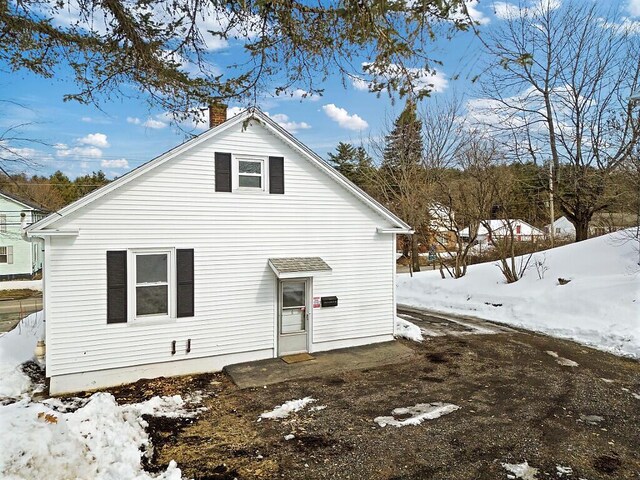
left=234, top=156, right=266, bottom=191
left=238, top=159, right=264, bottom=189
left=215, top=152, right=284, bottom=194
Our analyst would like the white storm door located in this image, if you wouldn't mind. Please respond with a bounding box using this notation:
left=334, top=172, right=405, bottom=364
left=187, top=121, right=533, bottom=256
left=278, top=279, right=309, bottom=356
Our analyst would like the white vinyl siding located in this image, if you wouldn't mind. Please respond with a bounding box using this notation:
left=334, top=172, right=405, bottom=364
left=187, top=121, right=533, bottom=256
left=43, top=121, right=396, bottom=377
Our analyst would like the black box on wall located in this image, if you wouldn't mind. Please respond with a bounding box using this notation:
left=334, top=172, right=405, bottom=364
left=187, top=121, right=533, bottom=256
left=321, top=296, right=338, bottom=307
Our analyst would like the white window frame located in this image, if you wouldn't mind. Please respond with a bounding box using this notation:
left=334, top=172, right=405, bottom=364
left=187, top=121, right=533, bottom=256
left=233, top=155, right=268, bottom=192
left=0, top=246, right=13, bottom=264
left=128, top=248, right=175, bottom=323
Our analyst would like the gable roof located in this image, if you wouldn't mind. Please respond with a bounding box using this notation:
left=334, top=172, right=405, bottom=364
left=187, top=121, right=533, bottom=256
left=27, top=108, right=410, bottom=234
left=0, top=190, right=45, bottom=211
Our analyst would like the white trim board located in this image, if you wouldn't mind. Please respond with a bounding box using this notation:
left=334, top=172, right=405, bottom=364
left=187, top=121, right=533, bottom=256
left=48, top=348, right=274, bottom=395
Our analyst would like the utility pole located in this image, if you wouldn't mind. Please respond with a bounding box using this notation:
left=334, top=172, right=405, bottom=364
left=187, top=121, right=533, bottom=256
left=549, top=161, right=555, bottom=248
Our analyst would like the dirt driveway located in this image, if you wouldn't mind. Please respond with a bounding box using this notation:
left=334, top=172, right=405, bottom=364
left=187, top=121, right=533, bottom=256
left=105, top=312, right=640, bottom=480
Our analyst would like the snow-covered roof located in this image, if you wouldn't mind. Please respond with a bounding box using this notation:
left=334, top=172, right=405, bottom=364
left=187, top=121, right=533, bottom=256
left=460, top=219, right=545, bottom=237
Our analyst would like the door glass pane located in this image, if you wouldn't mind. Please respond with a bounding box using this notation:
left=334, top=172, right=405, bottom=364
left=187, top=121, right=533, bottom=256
left=239, top=175, right=262, bottom=188
left=283, top=282, right=305, bottom=308
left=136, top=285, right=168, bottom=316
left=136, top=254, right=167, bottom=283
left=281, top=308, right=305, bottom=334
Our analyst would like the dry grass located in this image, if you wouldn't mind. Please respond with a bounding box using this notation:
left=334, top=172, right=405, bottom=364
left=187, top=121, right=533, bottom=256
left=0, top=289, right=41, bottom=300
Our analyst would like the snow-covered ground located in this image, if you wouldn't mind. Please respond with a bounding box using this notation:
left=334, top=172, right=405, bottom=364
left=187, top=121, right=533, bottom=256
left=0, top=311, right=44, bottom=398
left=259, top=397, right=317, bottom=420
left=394, top=316, right=424, bottom=342
left=397, top=230, right=640, bottom=358
left=0, top=279, right=42, bottom=291
left=374, top=402, right=460, bottom=427
left=0, top=313, right=192, bottom=480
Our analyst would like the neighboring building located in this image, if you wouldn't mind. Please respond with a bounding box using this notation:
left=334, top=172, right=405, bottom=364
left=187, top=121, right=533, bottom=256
left=545, top=216, right=576, bottom=241
left=460, top=219, right=545, bottom=245
left=425, top=203, right=457, bottom=253
left=545, top=213, right=637, bottom=240
left=590, top=212, right=638, bottom=237
left=26, top=107, right=412, bottom=395
left=0, top=191, right=45, bottom=280
left=395, top=203, right=457, bottom=257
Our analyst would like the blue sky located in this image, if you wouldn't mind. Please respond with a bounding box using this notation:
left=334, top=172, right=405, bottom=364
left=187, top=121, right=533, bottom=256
left=1, top=0, right=638, bottom=179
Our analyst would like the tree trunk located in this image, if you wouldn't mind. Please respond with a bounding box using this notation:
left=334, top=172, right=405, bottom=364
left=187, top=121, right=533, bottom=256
left=402, top=234, right=410, bottom=258
left=575, top=219, right=589, bottom=242
left=411, top=235, right=421, bottom=272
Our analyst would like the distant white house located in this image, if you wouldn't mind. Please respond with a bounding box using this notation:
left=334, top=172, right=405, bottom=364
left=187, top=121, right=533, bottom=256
left=0, top=191, right=44, bottom=280
left=546, top=216, right=576, bottom=240
left=26, top=107, right=412, bottom=394
left=460, top=219, right=545, bottom=245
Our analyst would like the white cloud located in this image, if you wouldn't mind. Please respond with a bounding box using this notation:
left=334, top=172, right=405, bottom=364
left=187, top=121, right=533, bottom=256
left=493, top=0, right=561, bottom=20
left=267, top=113, right=311, bottom=132
left=452, top=0, right=490, bottom=25
left=161, top=110, right=209, bottom=131
left=226, top=106, right=245, bottom=118
left=322, top=104, right=369, bottom=131
left=81, top=116, right=111, bottom=125
left=351, top=77, right=371, bottom=91
left=629, top=0, right=640, bottom=17
left=599, top=16, right=640, bottom=34
left=127, top=115, right=169, bottom=129
left=0, top=141, right=54, bottom=163
left=77, top=133, right=109, bottom=148
left=101, top=158, right=130, bottom=169
left=225, top=107, right=310, bottom=132
left=352, top=64, right=448, bottom=95
left=55, top=145, right=103, bottom=159
left=142, top=118, right=168, bottom=129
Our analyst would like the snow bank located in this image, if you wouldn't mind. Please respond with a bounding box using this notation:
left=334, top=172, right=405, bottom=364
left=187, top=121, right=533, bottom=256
left=395, top=317, right=423, bottom=342
left=0, top=312, right=190, bottom=480
left=259, top=397, right=316, bottom=420
left=0, top=393, right=184, bottom=480
left=374, top=402, right=460, bottom=427
left=397, top=230, right=640, bottom=357
left=0, top=279, right=42, bottom=291
left=0, top=311, right=44, bottom=398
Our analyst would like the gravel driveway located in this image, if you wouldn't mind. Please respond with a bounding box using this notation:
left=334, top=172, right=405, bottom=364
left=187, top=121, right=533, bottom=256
left=105, top=310, right=640, bottom=480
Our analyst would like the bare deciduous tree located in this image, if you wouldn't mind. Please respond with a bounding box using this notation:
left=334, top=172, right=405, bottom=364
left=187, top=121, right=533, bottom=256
left=476, top=0, right=640, bottom=241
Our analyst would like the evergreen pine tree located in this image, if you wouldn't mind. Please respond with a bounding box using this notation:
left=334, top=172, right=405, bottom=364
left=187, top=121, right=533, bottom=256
left=327, top=142, right=374, bottom=189
left=382, top=99, right=424, bottom=170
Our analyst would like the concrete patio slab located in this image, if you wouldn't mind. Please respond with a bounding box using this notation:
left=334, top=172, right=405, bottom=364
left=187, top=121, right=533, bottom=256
left=224, top=341, right=417, bottom=389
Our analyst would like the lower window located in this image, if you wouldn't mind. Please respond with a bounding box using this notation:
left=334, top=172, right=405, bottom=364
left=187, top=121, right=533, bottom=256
left=135, top=252, right=170, bottom=317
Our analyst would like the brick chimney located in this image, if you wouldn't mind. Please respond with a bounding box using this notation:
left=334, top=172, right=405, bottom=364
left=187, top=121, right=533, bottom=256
left=209, top=103, right=227, bottom=128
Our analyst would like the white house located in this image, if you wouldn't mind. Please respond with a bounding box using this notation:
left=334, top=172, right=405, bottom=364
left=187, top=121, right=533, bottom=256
left=546, top=216, right=576, bottom=240
left=0, top=191, right=44, bottom=280
left=26, top=107, right=412, bottom=395
left=460, top=219, right=545, bottom=245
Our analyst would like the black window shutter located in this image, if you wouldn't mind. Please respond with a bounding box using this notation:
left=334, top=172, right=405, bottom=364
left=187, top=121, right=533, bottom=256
left=106, top=251, right=127, bottom=324
left=215, top=152, right=232, bottom=192
left=176, top=249, right=194, bottom=318
left=269, top=156, right=284, bottom=194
